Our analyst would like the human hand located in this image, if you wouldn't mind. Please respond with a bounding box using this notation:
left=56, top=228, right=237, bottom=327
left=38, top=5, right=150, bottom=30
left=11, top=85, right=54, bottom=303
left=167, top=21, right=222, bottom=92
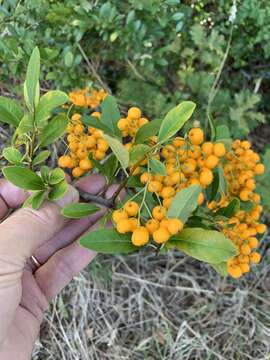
left=0, top=174, right=113, bottom=360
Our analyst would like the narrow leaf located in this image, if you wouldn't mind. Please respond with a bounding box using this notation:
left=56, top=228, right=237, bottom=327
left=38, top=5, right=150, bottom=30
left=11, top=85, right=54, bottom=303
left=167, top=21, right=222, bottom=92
left=167, top=227, right=238, bottom=263
left=135, top=118, right=162, bottom=144
left=61, top=203, right=100, bottom=218
left=158, top=101, right=196, bottom=142
left=103, top=134, right=129, bottom=170
left=100, top=95, right=121, bottom=137
left=2, top=166, right=45, bottom=190
left=24, top=47, right=40, bottom=111
left=129, top=144, right=150, bottom=166
left=31, top=191, right=46, bottom=210
left=167, top=185, right=201, bottom=222
left=83, top=115, right=114, bottom=136
left=215, top=198, right=240, bottom=218
left=149, top=158, right=167, bottom=175
left=32, top=150, right=51, bottom=166
left=80, top=228, right=137, bottom=254
left=39, top=114, right=68, bottom=146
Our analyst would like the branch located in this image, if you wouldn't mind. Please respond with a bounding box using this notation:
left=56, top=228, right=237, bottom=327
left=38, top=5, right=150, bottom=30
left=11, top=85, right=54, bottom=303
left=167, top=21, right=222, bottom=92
left=78, top=189, right=114, bottom=209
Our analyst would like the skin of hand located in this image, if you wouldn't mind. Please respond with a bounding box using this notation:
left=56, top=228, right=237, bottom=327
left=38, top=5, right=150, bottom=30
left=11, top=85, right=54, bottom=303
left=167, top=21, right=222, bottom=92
left=0, top=174, right=120, bottom=360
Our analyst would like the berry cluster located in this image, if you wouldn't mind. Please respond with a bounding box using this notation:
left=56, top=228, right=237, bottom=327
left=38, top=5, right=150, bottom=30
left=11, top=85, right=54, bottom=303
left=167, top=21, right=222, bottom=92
left=112, top=202, right=183, bottom=247
left=58, top=112, right=109, bottom=177
left=139, top=128, right=226, bottom=209
left=117, top=107, right=149, bottom=137
left=69, top=88, right=107, bottom=108
left=209, top=140, right=266, bottom=278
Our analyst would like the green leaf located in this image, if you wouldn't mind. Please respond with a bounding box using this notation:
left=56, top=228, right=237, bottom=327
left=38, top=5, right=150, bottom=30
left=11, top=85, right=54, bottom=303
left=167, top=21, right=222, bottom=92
left=129, top=144, right=150, bottom=166
left=215, top=125, right=232, bottom=149
left=103, top=154, right=119, bottom=182
left=2, top=147, right=23, bottom=164
left=206, top=170, right=219, bottom=201
left=35, top=90, right=69, bottom=124
left=24, top=47, right=40, bottom=112
left=149, top=158, right=166, bottom=175
left=167, top=227, right=238, bottom=263
left=211, top=262, right=228, bottom=276
left=40, top=165, right=50, bottom=182
left=61, top=203, right=100, bottom=218
left=103, top=134, right=129, bottom=170
left=100, top=95, right=121, bottom=137
left=2, top=166, right=45, bottom=190
left=39, top=114, right=68, bottom=146
left=48, top=180, right=68, bottom=200
left=158, top=101, right=196, bottom=142
left=0, top=96, right=23, bottom=126
left=64, top=51, right=74, bottom=67
left=217, top=165, right=228, bottom=195
left=80, top=228, right=137, bottom=254
left=135, top=118, right=162, bottom=144
left=49, top=168, right=66, bottom=185
left=240, top=200, right=254, bottom=212
left=126, top=175, right=144, bottom=188
left=16, top=113, right=34, bottom=135
left=215, top=198, right=240, bottom=218
left=32, top=150, right=51, bottom=166
left=31, top=191, right=46, bottom=210
left=82, top=115, right=114, bottom=136
left=167, top=185, right=201, bottom=223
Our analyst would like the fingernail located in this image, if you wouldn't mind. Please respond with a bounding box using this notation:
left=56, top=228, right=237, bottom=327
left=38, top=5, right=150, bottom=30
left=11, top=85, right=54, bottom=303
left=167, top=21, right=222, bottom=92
left=55, top=185, right=79, bottom=208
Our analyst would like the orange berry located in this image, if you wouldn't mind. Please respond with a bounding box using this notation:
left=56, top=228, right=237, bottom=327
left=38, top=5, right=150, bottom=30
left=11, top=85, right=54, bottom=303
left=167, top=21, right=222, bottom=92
left=129, top=217, right=139, bottom=231
left=254, top=163, right=265, bottom=175
left=71, top=113, right=81, bottom=121
left=256, top=224, right=267, bottom=234
left=74, top=124, right=84, bottom=134
left=239, top=189, right=250, bottom=202
left=173, top=137, right=185, bottom=148
left=140, top=172, right=151, bottom=184
left=116, top=219, right=132, bottom=234
left=146, top=219, right=160, bottom=234
left=69, top=141, right=79, bottom=152
left=167, top=218, right=183, bottom=235
left=249, top=252, right=261, bottom=264
left=245, top=179, right=256, bottom=191
left=58, top=155, right=72, bottom=168
left=199, top=168, right=213, bottom=186
left=188, top=146, right=201, bottom=159
left=240, top=244, right=251, bottom=255
left=238, top=254, right=249, bottom=264
left=248, top=237, right=259, bottom=248
left=204, top=155, right=219, bottom=169
left=239, top=263, right=250, bottom=273
left=228, top=265, right=242, bottom=278
left=91, top=111, right=101, bottom=118
left=94, top=150, right=106, bottom=160
left=124, top=201, right=139, bottom=217
left=112, top=209, right=128, bottom=223
left=161, top=186, right=175, bottom=199
left=241, top=140, right=251, bottom=150
left=148, top=181, right=163, bottom=193
left=163, top=197, right=173, bottom=209
left=97, top=139, right=109, bottom=152
left=213, top=143, right=226, bottom=157
left=152, top=206, right=167, bottom=221
left=128, top=107, right=141, bottom=119
left=188, top=128, right=204, bottom=145
left=131, top=226, right=149, bottom=246
left=138, top=117, right=149, bottom=127
left=79, top=158, right=93, bottom=171
left=72, top=166, right=84, bottom=177
left=197, top=192, right=204, bottom=205
left=182, top=159, right=197, bottom=174
left=153, top=227, right=170, bottom=244
left=85, top=136, right=96, bottom=148
left=76, top=149, right=88, bottom=159
left=201, top=142, right=213, bottom=156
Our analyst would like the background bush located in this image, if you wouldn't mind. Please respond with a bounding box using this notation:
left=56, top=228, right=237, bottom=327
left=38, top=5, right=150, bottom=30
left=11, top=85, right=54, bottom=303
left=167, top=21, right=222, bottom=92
left=0, top=0, right=269, bottom=208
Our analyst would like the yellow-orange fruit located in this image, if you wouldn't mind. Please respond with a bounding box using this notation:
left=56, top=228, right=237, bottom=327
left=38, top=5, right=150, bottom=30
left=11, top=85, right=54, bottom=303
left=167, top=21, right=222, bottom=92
left=249, top=252, right=261, bottom=264
left=58, top=155, right=72, bottom=168
left=213, top=143, right=226, bottom=157
left=167, top=218, right=183, bottom=235
left=201, top=142, right=213, bottom=156
left=131, top=226, right=149, bottom=246
left=112, top=209, right=128, bottom=223
left=188, top=128, right=204, bottom=145
left=148, top=181, right=163, bottom=193
left=117, top=219, right=132, bottom=234
left=199, top=168, right=213, bottom=186
left=153, top=227, right=170, bottom=244
left=254, top=163, right=265, bottom=175
left=128, top=107, right=141, bottom=119
left=256, top=224, right=267, bottom=234
left=152, top=206, right=167, bottom=221
left=72, top=166, right=84, bottom=177
left=205, top=155, right=219, bottom=169
left=146, top=219, right=160, bottom=234
left=228, top=265, right=242, bottom=278
left=124, top=201, right=139, bottom=217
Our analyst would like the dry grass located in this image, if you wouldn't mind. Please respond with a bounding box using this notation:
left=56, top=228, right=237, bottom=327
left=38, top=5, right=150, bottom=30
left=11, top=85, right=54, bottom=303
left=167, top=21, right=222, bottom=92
left=33, top=234, right=270, bottom=360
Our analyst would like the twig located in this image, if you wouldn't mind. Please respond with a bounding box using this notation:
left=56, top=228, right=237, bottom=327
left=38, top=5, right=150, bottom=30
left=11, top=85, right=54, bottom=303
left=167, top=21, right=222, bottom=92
left=78, top=189, right=114, bottom=209
left=76, top=43, right=111, bottom=93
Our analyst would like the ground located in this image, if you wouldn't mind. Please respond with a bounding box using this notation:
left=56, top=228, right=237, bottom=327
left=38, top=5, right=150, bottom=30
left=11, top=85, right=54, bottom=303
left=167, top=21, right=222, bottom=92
left=33, top=242, right=270, bottom=360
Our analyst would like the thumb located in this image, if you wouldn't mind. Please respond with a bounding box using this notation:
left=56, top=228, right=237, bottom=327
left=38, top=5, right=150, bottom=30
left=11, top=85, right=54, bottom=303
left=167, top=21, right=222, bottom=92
left=0, top=185, right=79, bottom=274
